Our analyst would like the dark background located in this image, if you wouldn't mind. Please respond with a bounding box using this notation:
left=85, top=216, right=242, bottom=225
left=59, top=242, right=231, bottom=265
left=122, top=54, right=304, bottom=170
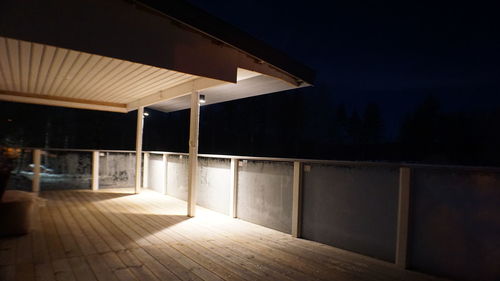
left=1, top=0, right=500, bottom=166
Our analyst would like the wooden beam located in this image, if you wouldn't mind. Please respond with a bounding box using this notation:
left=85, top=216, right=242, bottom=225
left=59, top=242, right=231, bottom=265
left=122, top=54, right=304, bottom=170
left=0, top=90, right=127, bottom=112
left=291, top=161, right=303, bottom=238
left=396, top=167, right=411, bottom=268
left=135, top=107, right=144, bottom=194
left=229, top=158, right=238, bottom=218
left=126, top=77, right=227, bottom=111
left=187, top=91, right=200, bottom=217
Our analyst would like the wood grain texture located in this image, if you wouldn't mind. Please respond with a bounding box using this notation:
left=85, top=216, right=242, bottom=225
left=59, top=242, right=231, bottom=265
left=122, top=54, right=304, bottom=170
left=1, top=188, right=446, bottom=281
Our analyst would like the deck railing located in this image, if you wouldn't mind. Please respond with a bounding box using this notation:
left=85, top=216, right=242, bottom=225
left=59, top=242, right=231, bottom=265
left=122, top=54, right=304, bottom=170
left=6, top=147, right=500, bottom=281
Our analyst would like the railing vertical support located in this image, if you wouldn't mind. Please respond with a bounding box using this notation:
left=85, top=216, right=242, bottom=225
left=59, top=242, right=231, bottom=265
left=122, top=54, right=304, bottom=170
left=143, top=152, right=149, bottom=189
left=32, top=149, right=41, bottom=193
left=187, top=91, right=200, bottom=217
left=229, top=158, right=238, bottom=218
left=292, top=161, right=303, bottom=238
left=163, top=153, right=168, bottom=194
left=135, top=106, right=144, bottom=194
left=92, top=150, right=99, bottom=191
left=396, top=167, right=411, bottom=268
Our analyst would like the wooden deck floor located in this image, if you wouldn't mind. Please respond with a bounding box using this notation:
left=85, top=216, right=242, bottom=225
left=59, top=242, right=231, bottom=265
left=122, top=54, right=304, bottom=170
left=0, top=189, right=445, bottom=281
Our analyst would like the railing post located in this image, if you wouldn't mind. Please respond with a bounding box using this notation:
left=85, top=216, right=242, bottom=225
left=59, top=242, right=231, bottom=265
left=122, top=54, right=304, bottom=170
left=163, top=153, right=168, bottom=194
left=292, top=161, right=303, bottom=238
left=229, top=158, right=238, bottom=218
left=396, top=167, right=411, bottom=268
left=32, top=149, right=41, bottom=193
left=143, top=152, right=149, bottom=189
left=91, top=150, right=99, bottom=191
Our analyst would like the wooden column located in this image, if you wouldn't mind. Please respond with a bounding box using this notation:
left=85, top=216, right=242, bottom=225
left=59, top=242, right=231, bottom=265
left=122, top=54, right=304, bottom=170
left=291, top=161, right=303, bottom=238
left=142, top=152, right=150, bottom=189
left=135, top=106, right=144, bottom=194
left=32, top=149, right=41, bottom=193
left=229, top=158, right=239, bottom=218
left=396, top=167, right=411, bottom=268
left=187, top=92, right=200, bottom=217
left=91, top=150, right=99, bottom=191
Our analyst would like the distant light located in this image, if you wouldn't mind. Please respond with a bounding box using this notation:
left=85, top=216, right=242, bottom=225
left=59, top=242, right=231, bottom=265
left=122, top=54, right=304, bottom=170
left=143, top=112, right=149, bottom=117
left=199, top=94, right=206, bottom=104
left=7, top=119, right=12, bottom=122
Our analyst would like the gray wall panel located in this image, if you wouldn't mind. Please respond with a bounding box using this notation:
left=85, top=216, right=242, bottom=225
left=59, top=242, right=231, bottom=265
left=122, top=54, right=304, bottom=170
left=197, top=157, right=231, bottom=215
left=147, top=154, right=165, bottom=194
left=99, top=152, right=136, bottom=188
left=166, top=155, right=188, bottom=200
left=409, top=169, right=500, bottom=281
left=302, top=164, right=398, bottom=262
left=237, top=161, right=293, bottom=234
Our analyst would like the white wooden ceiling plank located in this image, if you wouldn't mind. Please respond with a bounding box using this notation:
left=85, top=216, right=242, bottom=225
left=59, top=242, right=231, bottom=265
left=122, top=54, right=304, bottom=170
left=55, top=52, right=91, bottom=96
left=6, top=38, right=21, bottom=92
left=86, top=63, right=143, bottom=100
left=71, top=57, right=118, bottom=99
left=131, top=72, right=191, bottom=97
left=104, top=67, right=166, bottom=102
left=120, top=74, right=196, bottom=103
left=72, top=58, right=122, bottom=99
left=35, top=45, right=56, bottom=94
left=83, top=59, right=130, bottom=100
left=28, top=43, right=44, bottom=93
left=64, top=55, right=106, bottom=98
left=0, top=38, right=14, bottom=91
left=19, top=41, right=31, bottom=93
left=41, top=47, right=68, bottom=95
left=47, top=49, right=79, bottom=95
left=118, top=70, right=183, bottom=97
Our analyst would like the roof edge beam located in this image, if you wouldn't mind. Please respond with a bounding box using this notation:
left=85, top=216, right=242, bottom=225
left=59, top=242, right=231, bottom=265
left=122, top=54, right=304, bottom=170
left=126, top=77, right=228, bottom=111
left=0, top=90, right=128, bottom=113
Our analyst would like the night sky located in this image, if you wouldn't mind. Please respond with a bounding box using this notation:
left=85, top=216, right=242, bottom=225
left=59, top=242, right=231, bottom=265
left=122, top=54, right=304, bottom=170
left=1, top=1, right=500, bottom=165
left=186, top=0, right=500, bottom=135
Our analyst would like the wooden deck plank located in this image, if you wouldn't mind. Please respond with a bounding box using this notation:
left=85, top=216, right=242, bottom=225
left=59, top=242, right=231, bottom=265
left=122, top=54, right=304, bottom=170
left=0, top=238, right=17, bottom=265
left=115, top=249, right=162, bottom=281
left=1, top=189, right=447, bottom=281
left=101, top=251, right=139, bottom=281
left=51, top=193, right=98, bottom=256
left=34, top=263, right=56, bottom=281
left=15, top=262, right=35, bottom=281
left=52, top=258, right=77, bottom=281
left=67, top=256, right=98, bottom=281
left=31, top=205, right=51, bottom=264
left=39, top=206, right=66, bottom=260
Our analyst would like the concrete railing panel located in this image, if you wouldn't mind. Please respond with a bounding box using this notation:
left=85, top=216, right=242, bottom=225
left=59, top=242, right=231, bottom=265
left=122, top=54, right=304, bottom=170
left=237, top=160, right=293, bottom=234
left=302, top=164, right=399, bottom=262
left=197, top=157, right=231, bottom=215
left=409, top=168, right=500, bottom=281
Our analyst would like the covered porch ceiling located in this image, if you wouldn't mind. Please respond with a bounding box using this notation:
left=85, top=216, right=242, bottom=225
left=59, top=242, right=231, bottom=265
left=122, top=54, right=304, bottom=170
left=0, top=36, right=300, bottom=113
left=0, top=0, right=313, bottom=113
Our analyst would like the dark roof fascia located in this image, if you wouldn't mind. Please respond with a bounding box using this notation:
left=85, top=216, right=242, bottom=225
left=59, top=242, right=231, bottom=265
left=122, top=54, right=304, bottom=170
left=134, top=0, right=315, bottom=85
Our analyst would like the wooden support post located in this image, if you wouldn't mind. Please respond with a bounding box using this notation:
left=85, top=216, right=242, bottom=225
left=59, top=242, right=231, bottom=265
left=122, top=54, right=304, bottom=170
left=135, top=106, right=144, bottom=194
left=292, top=161, right=303, bottom=238
left=187, top=91, right=200, bottom=217
left=163, top=153, right=168, bottom=194
left=91, top=151, right=99, bottom=191
left=32, top=149, right=41, bottom=193
left=142, top=152, right=149, bottom=189
left=229, top=158, right=238, bottom=218
left=396, top=167, right=411, bottom=268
